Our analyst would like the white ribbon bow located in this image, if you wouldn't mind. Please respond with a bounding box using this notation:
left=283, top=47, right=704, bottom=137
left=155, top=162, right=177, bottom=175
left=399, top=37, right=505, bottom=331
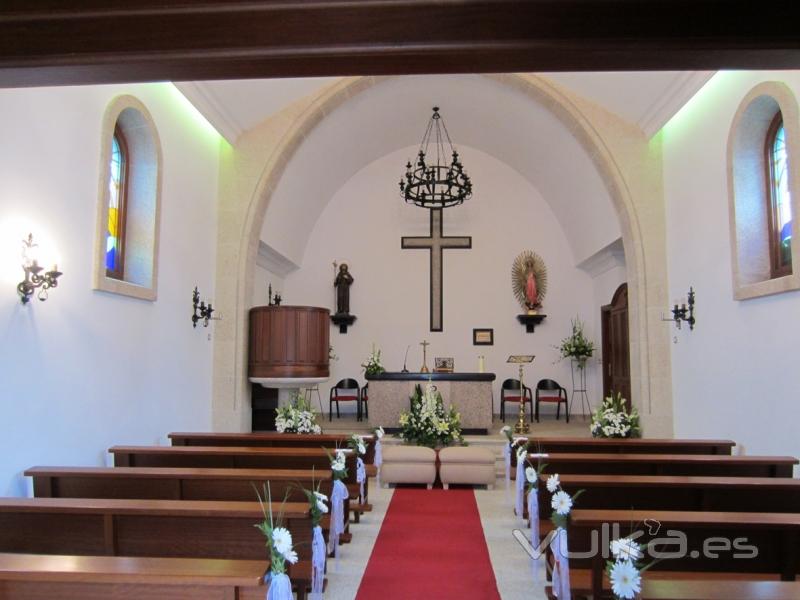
left=528, top=487, right=540, bottom=582
left=266, top=572, right=293, bottom=600
left=330, top=479, right=348, bottom=568
left=552, top=527, right=571, bottom=600
left=311, top=524, right=326, bottom=600
left=357, top=456, right=366, bottom=503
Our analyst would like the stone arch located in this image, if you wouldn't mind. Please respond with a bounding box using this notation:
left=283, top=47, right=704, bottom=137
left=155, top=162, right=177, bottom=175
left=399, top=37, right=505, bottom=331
left=212, top=74, right=670, bottom=435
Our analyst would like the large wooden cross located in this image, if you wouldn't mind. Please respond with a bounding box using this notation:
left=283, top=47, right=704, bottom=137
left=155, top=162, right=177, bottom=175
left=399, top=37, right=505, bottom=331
left=402, top=208, right=471, bottom=332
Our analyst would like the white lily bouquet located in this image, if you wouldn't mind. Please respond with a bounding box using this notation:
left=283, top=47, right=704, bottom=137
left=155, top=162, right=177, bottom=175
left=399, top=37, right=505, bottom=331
left=254, top=483, right=298, bottom=600
left=557, top=316, right=595, bottom=367
left=362, top=344, right=385, bottom=377
left=398, top=381, right=463, bottom=448
left=300, top=481, right=329, bottom=600
left=275, top=392, right=322, bottom=434
left=590, top=392, right=641, bottom=438
left=607, top=536, right=652, bottom=600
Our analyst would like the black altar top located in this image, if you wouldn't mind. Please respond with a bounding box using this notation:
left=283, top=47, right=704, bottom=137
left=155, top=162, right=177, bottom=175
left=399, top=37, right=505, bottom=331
left=365, top=372, right=496, bottom=382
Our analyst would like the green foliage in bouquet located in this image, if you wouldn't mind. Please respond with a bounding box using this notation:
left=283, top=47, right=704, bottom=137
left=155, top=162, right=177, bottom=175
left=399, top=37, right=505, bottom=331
left=590, top=392, right=641, bottom=439
left=557, top=316, right=595, bottom=364
left=398, top=382, right=463, bottom=448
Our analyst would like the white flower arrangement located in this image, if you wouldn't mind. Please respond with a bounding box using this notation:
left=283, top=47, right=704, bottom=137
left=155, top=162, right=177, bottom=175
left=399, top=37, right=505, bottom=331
left=590, top=392, right=641, bottom=439
left=253, top=483, right=298, bottom=577
left=348, top=433, right=367, bottom=456
left=275, top=392, right=322, bottom=434
left=557, top=316, right=595, bottom=365
left=362, top=344, right=385, bottom=377
left=607, top=537, right=649, bottom=599
left=328, top=449, right=349, bottom=481
left=545, top=472, right=584, bottom=529
left=374, top=426, right=385, bottom=440
left=398, top=381, right=463, bottom=448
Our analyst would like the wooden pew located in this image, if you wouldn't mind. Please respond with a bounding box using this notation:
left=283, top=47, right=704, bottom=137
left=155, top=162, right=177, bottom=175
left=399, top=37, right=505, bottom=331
left=109, top=445, right=365, bottom=523
left=169, top=431, right=377, bottom=464
left=536, top=475, right=800, bottom=520
left=26, top=466, right=333, bottom=504
left=0, top=498, right=315, bottom=600
left=525, top=452, right=798, bottom=478
left=0, top=552, right=267, bottom=600
left=511, top=437, right=735, bottom=471
left=568, top=509, right=800, bottom=599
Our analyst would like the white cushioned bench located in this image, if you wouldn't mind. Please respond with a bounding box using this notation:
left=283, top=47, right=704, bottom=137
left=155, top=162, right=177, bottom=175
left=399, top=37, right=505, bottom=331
left=439, top=446, right=496, bottom=489
left=380, top=446, right=437, bottom=489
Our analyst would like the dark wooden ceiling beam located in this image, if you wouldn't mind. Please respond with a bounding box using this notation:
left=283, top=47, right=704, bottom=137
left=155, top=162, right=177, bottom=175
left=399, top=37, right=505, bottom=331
left=1, top=1, right=799, bottom=87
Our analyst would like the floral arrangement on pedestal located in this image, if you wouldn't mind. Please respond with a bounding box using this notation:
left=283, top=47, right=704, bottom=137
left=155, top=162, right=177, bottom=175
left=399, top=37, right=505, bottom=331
left=362, top=344, right=385, bottom=377
left=590, top=392, right=641, bottom=438
left=299, top=481, right=329, bottom=600
left=254, top=483, right=298, bottom=600
left=557, top=316, right=595, bottom=367
left=398, top=382, right=463, bottom=448
left=275, top=393, right=322, bottom=434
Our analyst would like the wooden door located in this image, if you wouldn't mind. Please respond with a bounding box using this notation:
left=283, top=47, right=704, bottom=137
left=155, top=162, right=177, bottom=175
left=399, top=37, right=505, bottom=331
left=601, top=283, right=631, bottom=407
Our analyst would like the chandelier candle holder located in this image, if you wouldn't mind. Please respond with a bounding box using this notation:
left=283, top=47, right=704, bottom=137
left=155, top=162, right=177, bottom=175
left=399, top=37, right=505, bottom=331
left=399, top=107, right=472, bottom=209
left=507, top=354, right=535, bottom=434
left=191, top=286, right=215, bottom=328
left=17, top=233, right=62, bottom=304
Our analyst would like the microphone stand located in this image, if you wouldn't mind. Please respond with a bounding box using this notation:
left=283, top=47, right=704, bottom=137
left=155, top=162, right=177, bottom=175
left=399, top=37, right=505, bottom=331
left=401, top=345, right=410, bottom=373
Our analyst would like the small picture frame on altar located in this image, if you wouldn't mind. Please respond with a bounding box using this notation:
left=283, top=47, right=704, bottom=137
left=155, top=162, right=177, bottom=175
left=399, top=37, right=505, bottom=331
left=434, top=357, right=454, bottom=372
left=473, top=328, right=494, bottom=346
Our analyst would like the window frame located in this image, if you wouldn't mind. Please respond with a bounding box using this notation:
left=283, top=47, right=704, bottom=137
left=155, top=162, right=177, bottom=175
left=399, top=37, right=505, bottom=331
left=106, top=124, right=130, bottom=280
left=765, top=112, right=792, bottom=279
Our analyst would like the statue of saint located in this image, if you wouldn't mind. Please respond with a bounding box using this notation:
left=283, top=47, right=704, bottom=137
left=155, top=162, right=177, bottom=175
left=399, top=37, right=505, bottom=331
left=334, top=263, right=354, bottom=315
left=525, top=264, right=539, bottom=313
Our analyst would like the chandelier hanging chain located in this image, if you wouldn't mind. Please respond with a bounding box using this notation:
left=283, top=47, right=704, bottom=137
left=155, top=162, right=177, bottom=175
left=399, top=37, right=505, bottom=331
left=399, top=106, right=473, bottom=209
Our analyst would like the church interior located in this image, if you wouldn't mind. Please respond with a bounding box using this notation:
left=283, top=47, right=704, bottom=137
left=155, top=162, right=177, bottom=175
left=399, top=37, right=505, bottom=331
left=1, top=3, right=799, bottom=599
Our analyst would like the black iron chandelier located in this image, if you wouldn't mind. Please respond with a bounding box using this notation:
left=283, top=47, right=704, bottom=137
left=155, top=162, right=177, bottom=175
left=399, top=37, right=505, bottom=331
left=399, top=106, right=472, bottom=209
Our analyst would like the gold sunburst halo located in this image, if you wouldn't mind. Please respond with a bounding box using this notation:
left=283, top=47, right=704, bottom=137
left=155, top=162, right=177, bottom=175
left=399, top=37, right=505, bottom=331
left=512, top=250, right=548, bottom=311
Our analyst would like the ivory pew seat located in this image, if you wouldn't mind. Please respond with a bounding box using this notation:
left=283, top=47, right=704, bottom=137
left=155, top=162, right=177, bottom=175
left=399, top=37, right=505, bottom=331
left=527, top=452, right=798, bottom=478
left=0, top=553, right=267, bottom=600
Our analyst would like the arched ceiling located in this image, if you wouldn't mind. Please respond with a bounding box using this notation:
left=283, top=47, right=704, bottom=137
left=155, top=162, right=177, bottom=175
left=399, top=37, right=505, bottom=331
left=259, top=74, right=621, bottom=267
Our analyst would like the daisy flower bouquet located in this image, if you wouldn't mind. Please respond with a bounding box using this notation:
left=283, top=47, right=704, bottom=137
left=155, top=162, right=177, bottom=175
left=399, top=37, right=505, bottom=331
left=253, top=483, right=298, bottom=600
left=275, top=392, right=322, bottom=434
left=590, top=392, right=641, bottom=438
left=607, top=536, right=652, bottom=600
left=326, top=449, right=350, bottom=559
left=398, top=382, right=463, bottom=448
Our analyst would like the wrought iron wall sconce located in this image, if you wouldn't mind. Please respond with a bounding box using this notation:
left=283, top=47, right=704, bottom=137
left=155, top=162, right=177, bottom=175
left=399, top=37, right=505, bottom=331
left=191, top=286, right=217, bottom=328
left=663, top=287, right=696, bottom=330
left=17, top=233, right=62, bottom=304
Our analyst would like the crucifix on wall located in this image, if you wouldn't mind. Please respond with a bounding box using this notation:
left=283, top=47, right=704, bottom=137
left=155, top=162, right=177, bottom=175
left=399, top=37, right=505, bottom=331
left=402, top=208, right=472, bottom=332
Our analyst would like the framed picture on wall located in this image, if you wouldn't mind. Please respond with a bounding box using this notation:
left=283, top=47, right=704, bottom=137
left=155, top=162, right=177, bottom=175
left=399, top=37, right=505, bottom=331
left=473, top=328, right=494, bottom=346
left=434, top=357, right=454, bottom=372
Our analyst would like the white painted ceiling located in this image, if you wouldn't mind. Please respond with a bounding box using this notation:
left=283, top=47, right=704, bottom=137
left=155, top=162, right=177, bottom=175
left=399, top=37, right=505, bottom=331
left=177, top=71, right=713, bottom=144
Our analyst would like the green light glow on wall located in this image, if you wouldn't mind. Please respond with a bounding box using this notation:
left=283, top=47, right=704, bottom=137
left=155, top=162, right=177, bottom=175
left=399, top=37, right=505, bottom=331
left=165, top=83, right=229, bottom=146
left=661, top=72, right=732, bottom=136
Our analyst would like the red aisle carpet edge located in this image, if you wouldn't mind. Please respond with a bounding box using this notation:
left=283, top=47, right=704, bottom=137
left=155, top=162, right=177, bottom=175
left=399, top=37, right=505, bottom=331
left=356, top=488, right=501, bottom=599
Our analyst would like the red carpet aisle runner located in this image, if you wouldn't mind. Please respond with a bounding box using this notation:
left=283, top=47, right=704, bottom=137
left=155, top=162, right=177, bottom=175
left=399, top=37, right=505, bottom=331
left=356, top=488, right=501, bottom=600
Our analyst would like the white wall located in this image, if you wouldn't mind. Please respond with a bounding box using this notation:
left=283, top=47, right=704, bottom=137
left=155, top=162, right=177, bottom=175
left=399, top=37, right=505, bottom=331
left=0, top=83, right=221, bottom=495
left=271, top=147, right=606, bottom=418
left=664, top=71, right=800, bottom=464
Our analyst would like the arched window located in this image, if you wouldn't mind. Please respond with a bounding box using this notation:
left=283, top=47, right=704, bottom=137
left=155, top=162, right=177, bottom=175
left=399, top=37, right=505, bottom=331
left=727, top=83, right=799, bottom=300
left=766, top=114, right=792, bottom=278
left=106, top=127, right=129, bottom=280
left=94, top=96, right=162, bottom=301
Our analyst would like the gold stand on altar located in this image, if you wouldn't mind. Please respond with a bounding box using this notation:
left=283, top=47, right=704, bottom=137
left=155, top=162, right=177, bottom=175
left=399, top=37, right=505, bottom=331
left=420, top=339, right=430, bottom=373
left=507, top=355, right=535, bottom=434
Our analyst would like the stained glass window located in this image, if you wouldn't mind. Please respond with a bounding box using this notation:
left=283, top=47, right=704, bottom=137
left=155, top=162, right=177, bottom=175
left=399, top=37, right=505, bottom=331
left=106, top=127, right=128, bottom=279
left=767, top=115, right=792, bottom=277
